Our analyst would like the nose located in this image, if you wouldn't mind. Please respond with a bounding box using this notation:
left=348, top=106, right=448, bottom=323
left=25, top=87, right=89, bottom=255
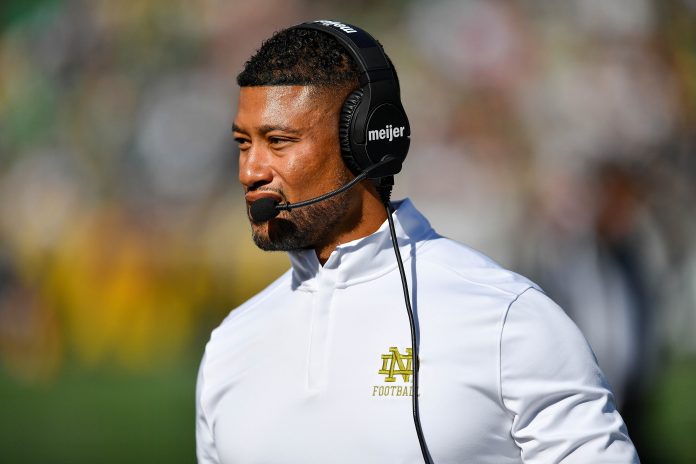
left=238, top=145, right=273, bottom=190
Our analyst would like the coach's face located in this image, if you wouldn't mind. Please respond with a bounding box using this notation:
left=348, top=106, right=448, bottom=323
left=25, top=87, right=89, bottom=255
left=233, top=85, right=361, bottom=259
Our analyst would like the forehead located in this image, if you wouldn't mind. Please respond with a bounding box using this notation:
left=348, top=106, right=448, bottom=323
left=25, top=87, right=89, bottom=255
left=234, top=85, right=335, bottom=129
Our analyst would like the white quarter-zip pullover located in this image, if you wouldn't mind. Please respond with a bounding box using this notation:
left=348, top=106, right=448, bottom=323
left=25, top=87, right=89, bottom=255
left=196, top=199, right=638, bottom=463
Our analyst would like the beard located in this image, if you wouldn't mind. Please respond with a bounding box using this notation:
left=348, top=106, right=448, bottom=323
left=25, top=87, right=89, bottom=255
left=248, top=172, right=357, bottom=252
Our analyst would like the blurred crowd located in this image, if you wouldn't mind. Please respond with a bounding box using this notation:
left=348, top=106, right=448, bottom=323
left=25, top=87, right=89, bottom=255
left=0, top=0, right=695, bottom=455
left=396, top=0, right=696, bottom=419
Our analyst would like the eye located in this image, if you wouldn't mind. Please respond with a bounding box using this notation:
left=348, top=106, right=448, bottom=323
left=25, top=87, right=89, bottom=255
left=234, top=136, right=250, bottom=151
left=268, top=136, right=293, bottom=149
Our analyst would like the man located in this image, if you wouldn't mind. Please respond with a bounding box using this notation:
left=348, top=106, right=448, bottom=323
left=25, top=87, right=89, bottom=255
left=196, top=21, right=639, bottom=463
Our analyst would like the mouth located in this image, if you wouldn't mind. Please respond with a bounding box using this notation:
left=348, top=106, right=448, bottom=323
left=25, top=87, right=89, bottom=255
left=244, top=189, right=285, bottom=205
left=244, top=189, right=287, bottom=224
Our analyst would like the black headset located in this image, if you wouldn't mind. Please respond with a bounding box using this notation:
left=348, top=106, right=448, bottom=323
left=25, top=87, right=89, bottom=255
left=289, top=20, right=410, bottom=180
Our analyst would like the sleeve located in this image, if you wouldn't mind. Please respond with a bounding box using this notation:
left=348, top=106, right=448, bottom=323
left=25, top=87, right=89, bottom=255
left=500, top=287, right=640, bottom=463
left=196, top=353, right=220, bottom=464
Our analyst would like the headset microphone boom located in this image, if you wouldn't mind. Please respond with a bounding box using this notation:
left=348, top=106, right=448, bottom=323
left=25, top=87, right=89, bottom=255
left=248, top=155, right=396, bottom=223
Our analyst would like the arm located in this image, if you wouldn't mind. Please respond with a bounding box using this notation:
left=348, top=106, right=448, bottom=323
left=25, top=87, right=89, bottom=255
left=500, top=288, right=639, bottom=463
left=196, top=355, right=220, bottom=464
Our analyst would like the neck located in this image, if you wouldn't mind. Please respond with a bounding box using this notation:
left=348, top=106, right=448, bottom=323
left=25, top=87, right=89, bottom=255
left=314, top=187, right=388, bottom=265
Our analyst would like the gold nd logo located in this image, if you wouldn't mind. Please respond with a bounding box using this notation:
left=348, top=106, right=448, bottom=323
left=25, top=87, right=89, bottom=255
left=378, top=347, right=413, bottom=382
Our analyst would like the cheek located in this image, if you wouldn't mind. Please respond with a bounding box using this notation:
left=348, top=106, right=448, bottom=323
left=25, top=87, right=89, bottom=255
left=284, top=140, right=340, bottom=186
left=280, top=124, right=347, bottom=191
left=283, top=153, right=316, bottom=187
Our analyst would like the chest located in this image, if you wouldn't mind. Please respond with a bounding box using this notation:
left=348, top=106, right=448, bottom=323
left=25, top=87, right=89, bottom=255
left=207, top=282, right=520, bottom=463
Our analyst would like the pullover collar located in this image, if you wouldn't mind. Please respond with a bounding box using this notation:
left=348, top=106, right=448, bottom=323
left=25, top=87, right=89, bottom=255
left=289, top=199, right=434, bottom=290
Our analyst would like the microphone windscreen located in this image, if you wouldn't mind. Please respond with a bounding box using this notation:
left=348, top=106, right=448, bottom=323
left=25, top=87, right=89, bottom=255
left=249, top=197, right=280, bottom=222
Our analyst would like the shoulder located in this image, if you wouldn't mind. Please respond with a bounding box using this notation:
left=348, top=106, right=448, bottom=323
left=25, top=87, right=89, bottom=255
left=398, top=198, right=534, bottom=298
left=501, top=287, right=597, bottom=371
left=205, top=268, right=292, bottom=350
left=417, top=232, right=538, bottom=299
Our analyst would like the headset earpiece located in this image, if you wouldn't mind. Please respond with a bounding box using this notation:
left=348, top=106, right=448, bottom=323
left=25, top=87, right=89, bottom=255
left=291, top=20, right=410, bottom=179
left=339, top=88, right=365, bottom=174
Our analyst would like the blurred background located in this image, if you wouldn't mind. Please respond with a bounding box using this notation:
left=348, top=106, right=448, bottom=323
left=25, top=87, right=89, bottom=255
left=0, top=0, right=694, bottom=462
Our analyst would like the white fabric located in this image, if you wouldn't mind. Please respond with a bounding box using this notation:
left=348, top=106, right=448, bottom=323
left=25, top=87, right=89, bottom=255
left=196, top=199, right=639, bottom=463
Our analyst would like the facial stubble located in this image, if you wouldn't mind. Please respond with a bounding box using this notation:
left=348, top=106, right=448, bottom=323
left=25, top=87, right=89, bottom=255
left=249, top=170, right=357, bottom=252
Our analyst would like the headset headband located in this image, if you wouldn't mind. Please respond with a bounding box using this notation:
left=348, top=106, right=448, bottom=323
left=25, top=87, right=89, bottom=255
left=289, top=20, right=410, bottom=179
left=291, top=20, right=396, bottom=86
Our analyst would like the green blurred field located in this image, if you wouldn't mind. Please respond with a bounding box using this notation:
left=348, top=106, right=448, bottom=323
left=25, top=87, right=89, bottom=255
left=0, top=354, right=200, bottom=464
left=636, top=357, right=696, bottom=463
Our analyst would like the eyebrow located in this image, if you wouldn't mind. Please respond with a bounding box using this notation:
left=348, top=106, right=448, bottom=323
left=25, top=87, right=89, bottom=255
left=231, top=123, right=302, bottom=136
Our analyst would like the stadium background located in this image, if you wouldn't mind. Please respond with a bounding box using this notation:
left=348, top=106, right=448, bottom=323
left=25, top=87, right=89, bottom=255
left=1, top=0, right=695, bottom=462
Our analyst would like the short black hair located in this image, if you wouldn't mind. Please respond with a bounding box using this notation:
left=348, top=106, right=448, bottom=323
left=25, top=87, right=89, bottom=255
left=237, top=27, right=361, bottom=89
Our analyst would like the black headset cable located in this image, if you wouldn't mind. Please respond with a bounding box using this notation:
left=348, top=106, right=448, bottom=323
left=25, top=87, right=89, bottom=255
left=377, top=182, right=434, bottom=464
